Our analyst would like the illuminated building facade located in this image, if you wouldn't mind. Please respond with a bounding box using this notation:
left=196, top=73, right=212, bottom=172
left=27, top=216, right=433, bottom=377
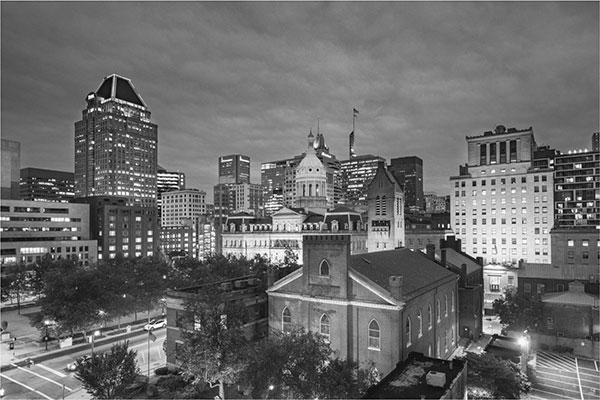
left=340, top=154, right=385, bottom=208
left=219, top=154, right=250, bottom=184
left=20, top=168, right=74, bottom=203
left=74, top=74, right=158, bottom=207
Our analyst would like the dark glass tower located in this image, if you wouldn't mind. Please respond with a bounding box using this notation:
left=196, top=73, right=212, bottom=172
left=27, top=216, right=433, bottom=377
left=74, top=74, right=158, bottom=207
left=388, top=156, right=424, bottom=211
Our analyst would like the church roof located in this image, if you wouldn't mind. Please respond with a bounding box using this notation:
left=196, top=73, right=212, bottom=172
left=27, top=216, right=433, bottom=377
left=350, top=249, right=456, bottom=301
left=96, top=74, right=147, bottom=107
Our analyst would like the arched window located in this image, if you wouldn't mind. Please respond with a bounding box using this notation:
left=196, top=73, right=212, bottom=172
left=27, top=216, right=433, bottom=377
left=302, top=184, right=306, bottom=197
left=406, top=316, right=412, bottom=346
left=451, top=290, right=455, bottom=312
left=428, top=305, right=432, bottom=329
left=436, top=336, right=441, bottom=358
left=444, top=295, right=448, bottom=317
left=444, top=330, right=448, bottom=352
left=316, top=184, right=319, bottom=196
left=319, top=259, right=330, bottom=276
left=368, top=320, right=380, bottom=350
left=282, top=307, right=292, bottom=333
left=417, top=310, right=423, bottom=337
left=320, top=314, right=330, bottom=342
left=437, top=299, right=441, bottom=323
left=428, top=344, right=432, bottom=357
left=309, top=184, right=312, bottom=196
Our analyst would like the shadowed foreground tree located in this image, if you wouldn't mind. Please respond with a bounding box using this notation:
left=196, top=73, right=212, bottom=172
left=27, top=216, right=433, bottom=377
left=178, top=284, right=250, bottom=400
left=243, top=330, right=377, bottom=399
left=75, top=341, right=139, bottom=399
left=466, top=352, right=530, bottom=399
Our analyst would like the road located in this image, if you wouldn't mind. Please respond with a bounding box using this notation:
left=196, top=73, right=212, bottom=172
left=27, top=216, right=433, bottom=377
left=0, top=329, right=166, bottom=400
left=530, top=351, right=600, bottom=400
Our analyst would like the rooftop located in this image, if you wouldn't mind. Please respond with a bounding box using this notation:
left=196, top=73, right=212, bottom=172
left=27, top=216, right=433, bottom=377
left=466, top=125, right=533, bottom=140
left=519, top=263, right=599, bottom=280
left=363, top=352, right=466, bottom=399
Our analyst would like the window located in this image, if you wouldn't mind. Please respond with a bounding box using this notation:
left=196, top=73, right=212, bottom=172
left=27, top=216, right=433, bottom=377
left=320, top=314, right=330, bottom=342
left=319, top=259, right=330, bottom=276
left=368, top=320, right=380, bottom=350
left=428, top=305, right=433, bottom=329
left=417, top=310, right=423, bottom=337
left=444, top=295, right=448, bottom=317
left=537, top=284, right=545, bottom=294
left=451, top=291, right=455, bottom=312
left=436, top=299, right=441, bottom=322
left=567, top=239, right=574, bottom=247
left=524, top=283, right=531, bottom=293
left=282, top=307, right=292, bottom=332
left=406, top=317, right=412, bottom=346
left=490, top=276, right=500, bottom=292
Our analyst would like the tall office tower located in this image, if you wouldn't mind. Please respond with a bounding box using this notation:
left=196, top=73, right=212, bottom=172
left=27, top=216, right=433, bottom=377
left=213, top=183, right=264, bottom=217
left=1, top=139, right=21, bottom=200
left=554, top=147, right=599, bottom=228
left=157, top=165, right=185, bottom=222
left=160, top=189, right=207, bottom=227
left=218, top=155, right=250, bottom=184
left=450, top=125, right=553, bottom=266
left=74, top=74, right=158, bottom=207
left=593, top=132, right=599, bottom=152
left=0, top=200, right=98, bottom=268
left=20, top=168, right=74, bottom=203
left=340, top=154, right=386, bottom=208
left=388, top=156, right=424, bottom=212
left=73, top=196, right=158, bottom=260
left=261, top=158, right=296, bottom=215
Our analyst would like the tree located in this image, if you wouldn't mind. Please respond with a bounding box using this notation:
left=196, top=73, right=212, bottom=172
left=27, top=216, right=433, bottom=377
left=178, top=284, right=250, bottom=400
left=243, top=330, right=376, bottom=399
left=34, top=266, right=109, bottom=338
left=492, top=289, right=544, bottom=332
left=1, top=263, right=33, bottom=314
left=465, top=352, right=530, bottom=399
left=75, top=341, right=139, bottom=399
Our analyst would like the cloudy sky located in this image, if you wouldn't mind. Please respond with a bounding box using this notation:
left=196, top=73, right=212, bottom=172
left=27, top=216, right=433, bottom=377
left=2, top=2, right=598, bottom=201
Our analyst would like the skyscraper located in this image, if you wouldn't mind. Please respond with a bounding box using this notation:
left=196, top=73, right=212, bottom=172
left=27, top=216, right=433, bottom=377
left=340, top=154, right=386, bottom=208
left=388, top=156, right=424, bottom=211
left=218, top=155, right=250, bottom=184
left=74, top=74, right=158, bottom=207
left=1, top=139, right=21, bottom=200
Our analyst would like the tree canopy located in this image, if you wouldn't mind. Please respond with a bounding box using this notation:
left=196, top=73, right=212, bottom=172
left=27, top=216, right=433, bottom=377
left=492, top=289, right=544, bottom=332
left=465, top=352, right=530, bottom=399
left=75, top=341, right=140, bottom=399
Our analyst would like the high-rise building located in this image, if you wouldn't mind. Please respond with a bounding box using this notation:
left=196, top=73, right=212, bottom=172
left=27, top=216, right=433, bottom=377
left=1, top=139, right=21, bottom=200
left=214, top=183, right=264, bottom=217
left=261, top=158, right=296, bottom=215
left=218, top=154, right=250, bottom=184
left=20, top=168, right=74, bottom=203
left=450, top=125, right=553, bottom=266
left=592, top=132, right=599, bottom=152
left=160, top=189, right=207, bottom=227
left=73, top=196, right=158, bottom=261
left=340, top=154, right=385, bottom=208
left=157, top=165, right=186, bottom=223
left=388, top=156, right=424, bottom=212
left=74, top=74, right=158, bottom=207
left=553, top=148, right=599, bottom=229
left=0, top=200, right=97, bottom=268
left=424, top=192, right=449, bottom=213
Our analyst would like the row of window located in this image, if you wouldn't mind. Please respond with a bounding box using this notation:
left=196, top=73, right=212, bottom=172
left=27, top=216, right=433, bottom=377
left=455, top=175, right=547, bottom=188
left=472, top=247, right=548, bottom=256
left=455, top=186, right=548, bottom=197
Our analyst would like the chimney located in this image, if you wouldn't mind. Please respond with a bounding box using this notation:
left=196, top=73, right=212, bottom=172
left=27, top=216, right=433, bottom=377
left=426, top=244, right=435, bottom=260
left=476, top=256, right=483, bottom=266
left=460, top=263, right=467, bottom=283
left=267, top=266, right=277, bottom=287
left=389, top=275, right=403, bottom=301
left=441, top=249, right=447, bottom=267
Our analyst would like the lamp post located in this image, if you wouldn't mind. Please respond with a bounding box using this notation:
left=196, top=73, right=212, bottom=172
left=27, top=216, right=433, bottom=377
left=91, top=330, right=100, bottom=354
left=519, top=330, right=529, bottom=371
left=43, top=320, right=51, bottom=351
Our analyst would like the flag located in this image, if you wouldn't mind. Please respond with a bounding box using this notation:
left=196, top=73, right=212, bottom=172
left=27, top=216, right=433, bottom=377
left=149, top=331, right=157, bottom=342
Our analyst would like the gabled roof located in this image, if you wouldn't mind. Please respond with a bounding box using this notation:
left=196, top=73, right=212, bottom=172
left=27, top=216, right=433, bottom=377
left=436, top=247, right=481, bottom=276
left=349, top=249, right=456, bottom=301
left=96, top=74, right=146, bottom=107
left=542, top=286, right=599, bottom=307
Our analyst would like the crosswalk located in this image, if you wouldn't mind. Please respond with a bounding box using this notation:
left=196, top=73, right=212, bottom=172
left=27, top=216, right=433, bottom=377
left=537, top=351, right=577, bottom=372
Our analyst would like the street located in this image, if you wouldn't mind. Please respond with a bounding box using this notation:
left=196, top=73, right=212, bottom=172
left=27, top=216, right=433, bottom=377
left=0, top=329, right=166, bottom=400
left=530, top=351, right=600, bottom=400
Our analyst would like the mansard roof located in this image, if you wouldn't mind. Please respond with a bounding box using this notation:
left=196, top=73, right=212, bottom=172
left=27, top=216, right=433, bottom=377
left=350, top=249, right=456, bottom=300
left=96, top=74, right=147, bottom=107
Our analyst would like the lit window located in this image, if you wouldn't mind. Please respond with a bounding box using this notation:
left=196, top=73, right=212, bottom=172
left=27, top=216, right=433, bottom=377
left=320, top=314, right=330, bottom=342
left=368, top=320, right=380, bottom=350
left=406, top=317, right=412, bottom=347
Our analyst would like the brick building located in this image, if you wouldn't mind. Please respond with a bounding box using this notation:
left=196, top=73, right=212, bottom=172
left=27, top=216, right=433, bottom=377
left=267, top=235, right=459, bottom=376
left=550, top=226, right=599, bottom=266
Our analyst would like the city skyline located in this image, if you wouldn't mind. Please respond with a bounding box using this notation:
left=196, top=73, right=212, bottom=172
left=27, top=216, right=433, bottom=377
left=2, top=2, right=598, bottom=202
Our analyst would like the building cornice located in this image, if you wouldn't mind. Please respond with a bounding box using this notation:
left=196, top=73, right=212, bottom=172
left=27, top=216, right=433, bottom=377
left=268, top=292, right=402, bottom=311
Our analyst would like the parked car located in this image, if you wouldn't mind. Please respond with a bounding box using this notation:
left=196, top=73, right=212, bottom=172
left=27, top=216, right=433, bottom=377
left=143, top=319, right=167, bottom=331
left=67, top=355, right=92, bottom=371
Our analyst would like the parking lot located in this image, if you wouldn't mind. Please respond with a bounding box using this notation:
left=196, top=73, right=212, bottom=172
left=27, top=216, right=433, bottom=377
left=530, top=351, right=600, bottom=400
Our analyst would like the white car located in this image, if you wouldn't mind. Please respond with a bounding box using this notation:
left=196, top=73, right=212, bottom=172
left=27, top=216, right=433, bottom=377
left=143, top=319, right=167, bottom=331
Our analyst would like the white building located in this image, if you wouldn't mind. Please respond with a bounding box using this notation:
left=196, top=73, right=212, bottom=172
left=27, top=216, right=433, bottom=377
left=450, top=125, right=553, bottom=266
left=160, top=189, right=207, bottom=227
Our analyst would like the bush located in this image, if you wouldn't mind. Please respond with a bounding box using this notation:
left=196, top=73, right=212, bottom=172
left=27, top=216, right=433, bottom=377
left=155, top=366, right=169, bottom=376
left=157, top=375, right=187, bottom=391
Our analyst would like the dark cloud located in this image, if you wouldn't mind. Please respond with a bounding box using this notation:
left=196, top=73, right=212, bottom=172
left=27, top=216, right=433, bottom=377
left=2, top=2, right=598, bottom=201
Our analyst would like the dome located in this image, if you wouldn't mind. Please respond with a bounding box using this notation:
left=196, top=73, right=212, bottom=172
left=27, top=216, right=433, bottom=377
left=296, top=132, right=326, bottom=180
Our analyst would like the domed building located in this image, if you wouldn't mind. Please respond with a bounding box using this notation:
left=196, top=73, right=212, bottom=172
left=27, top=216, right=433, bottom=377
left=295, top=131, right=328, bottom=214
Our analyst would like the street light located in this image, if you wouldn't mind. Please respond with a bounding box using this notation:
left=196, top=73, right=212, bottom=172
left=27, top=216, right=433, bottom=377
left=43, top=320, right=52, bottom=351
left=90, top=330, right=100, bottom=354
left=519, top=330, right=530, bottom=371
